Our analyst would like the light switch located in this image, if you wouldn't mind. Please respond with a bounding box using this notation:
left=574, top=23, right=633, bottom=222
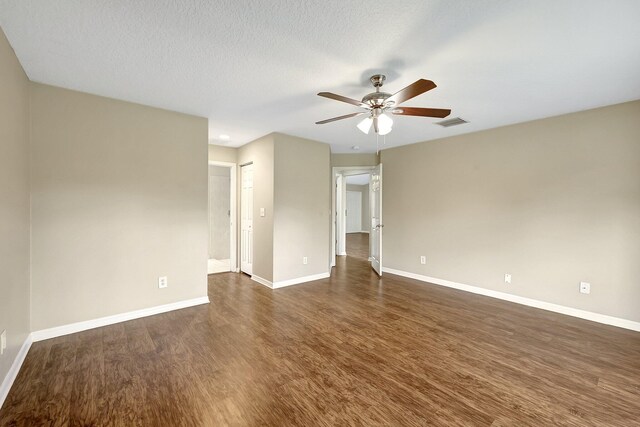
left=260, top=208, right=265, bottom=217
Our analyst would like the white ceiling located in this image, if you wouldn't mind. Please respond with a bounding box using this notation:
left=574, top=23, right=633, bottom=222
left=2, top=1, right=639, bottom=153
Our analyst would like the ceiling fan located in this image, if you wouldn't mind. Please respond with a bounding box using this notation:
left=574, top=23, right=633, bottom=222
left=315, top=74, right=451, bottom=135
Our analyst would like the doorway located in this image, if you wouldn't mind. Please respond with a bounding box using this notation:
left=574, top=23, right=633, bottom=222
left=208, top=161, right=237, bottom=274
left=345, top=173, right=371, bottom=260
left=331, top=165, right=382, bottom=275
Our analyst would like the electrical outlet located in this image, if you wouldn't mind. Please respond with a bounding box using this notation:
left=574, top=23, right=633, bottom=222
left=580, top=282, right=591, bottom=294
left=303, top=257, right=308, bottom=265
left=420, top=256, right=426, bottom=265
left=158, top=276, right=168, bottom=289
left=1, top=330, right=6, bottom=355
left=504, top=273, right=512, bottom=284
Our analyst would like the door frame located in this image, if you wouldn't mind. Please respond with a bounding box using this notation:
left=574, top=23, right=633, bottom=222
left=370, top=163, right=383, bottom=276
left=331, top=166, right=376, bottom=268
left=208, top=161, right=237, bottom=272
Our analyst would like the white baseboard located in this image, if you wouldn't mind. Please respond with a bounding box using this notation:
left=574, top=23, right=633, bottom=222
left=251, top=275, right=273, bottom=288
left=338, top=252, right=347, bottom=256
left=31, top=296, right=210, bottom=342
left=382, top=267, right=640, bottom=332
left=273, top=272, right=330, bottom=289
left=0, top=334, right=33, bottom=410
left=361, top=230, right=370, bottom=234
left=252, top=272, right=331, bottom=289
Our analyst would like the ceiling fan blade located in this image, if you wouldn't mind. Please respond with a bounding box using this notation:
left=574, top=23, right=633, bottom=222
left=392, top=107, right=451, bottom=118
left=315, top=112, right=365, bottom=124
left=386, top=79, right=437, bottom=106
left=318, top=92, right=367, bottom=107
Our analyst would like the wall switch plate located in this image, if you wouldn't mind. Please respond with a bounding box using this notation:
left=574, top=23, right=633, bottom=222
left=504, top=274, right=512, bottom=284
left=0, top=329, right=6, bottom=355
left=158, top=276, right=168, bottom=289
left=303, top=257, right=308, bottom=265
left=260, top=208, right=265, bottom=217
left=580, top=282, right=591, bottom=294
left=420, top=256, right=426, bottom=265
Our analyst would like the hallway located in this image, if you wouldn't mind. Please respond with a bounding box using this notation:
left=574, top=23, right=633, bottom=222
left=346, top=232, right=369, bottom=260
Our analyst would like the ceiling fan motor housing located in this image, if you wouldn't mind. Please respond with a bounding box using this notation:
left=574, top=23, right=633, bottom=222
left=362, top=91, right=392, bottom=107
left=363, top=74, right=393, bottom=107
left=370, top=74, right=386, bottom=88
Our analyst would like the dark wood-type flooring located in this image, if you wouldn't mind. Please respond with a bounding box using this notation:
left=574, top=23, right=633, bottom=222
left=2, top=244, right=640, bottom=425
left=346, top=232, right=369, bottom=261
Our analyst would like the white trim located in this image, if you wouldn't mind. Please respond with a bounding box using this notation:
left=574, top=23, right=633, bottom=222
left=31, top=296, right=210, bottom=342
left=251, top=275, right=273, bottom=288
left=360, top=230, right=370, bottom=234
left=0, top=334, right=33, bottom=410
left=382, top=267, right=640, bottom=332
left=273, top=272, right=330, bottom=289
left=251, top=272, right=331, bottom=289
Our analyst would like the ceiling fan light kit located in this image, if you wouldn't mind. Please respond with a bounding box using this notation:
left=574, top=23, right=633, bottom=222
left=316, top=74, right=451, bottom=138
left=357, top=116, right=373, bottom=134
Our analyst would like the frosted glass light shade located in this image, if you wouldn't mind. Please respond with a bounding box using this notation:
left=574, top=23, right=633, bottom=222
left=357, top=117, right=373, bottom=134
left=378, top=113, right=393, bottom=135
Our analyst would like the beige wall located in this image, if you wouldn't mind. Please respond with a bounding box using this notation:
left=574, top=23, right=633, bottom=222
left=208, top=144, right=237, bottom=164
left=0, top=28, right=31, bottom=387
left=381, top=101, right=640, bottom=322
left=238, top=134, right=275, bottom=281
left=331, top=153, right=379, bottom=168
left=274, top=133, right=331, bottom=282
left=346, top=183, right=370, bottom=232
left=30, top=84, right=209, bottom=330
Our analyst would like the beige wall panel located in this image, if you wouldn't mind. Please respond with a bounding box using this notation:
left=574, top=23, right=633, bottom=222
left=0, top=27, right=31, bottom=384
left=273, top=134, right=331, bottom=282
left=208, top=144, right=237, bottom=164
left=381, top=101, right=640, bottom=322
left=30, top=84, right=209, bottom=330
left=331, top=153, right=379, bottom=168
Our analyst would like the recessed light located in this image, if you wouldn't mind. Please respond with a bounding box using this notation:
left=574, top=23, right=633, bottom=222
left=219, top=134, right=230, bottom=140
left=351, top=145, right=360, bottom=151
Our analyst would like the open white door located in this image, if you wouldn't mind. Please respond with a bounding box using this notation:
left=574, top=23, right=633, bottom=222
left=241, top=164, right=253, bottom=275
left=370, top=164, right=383, bottom=275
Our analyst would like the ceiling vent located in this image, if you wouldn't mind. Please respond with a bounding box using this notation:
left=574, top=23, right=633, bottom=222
left=435, top=117, right=468, bottom=127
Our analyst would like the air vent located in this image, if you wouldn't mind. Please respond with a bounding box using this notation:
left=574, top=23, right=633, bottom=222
left=436, top=117, right=468, bottom=127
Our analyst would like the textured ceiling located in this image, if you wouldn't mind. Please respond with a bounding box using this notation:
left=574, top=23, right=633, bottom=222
left=1, top=0, right=639, bottom=153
